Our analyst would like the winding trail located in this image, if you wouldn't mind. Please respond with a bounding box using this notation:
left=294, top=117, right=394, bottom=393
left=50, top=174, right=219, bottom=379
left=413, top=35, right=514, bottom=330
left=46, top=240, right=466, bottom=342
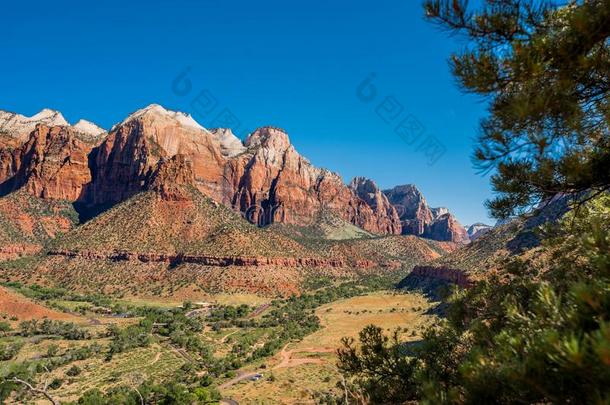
left=220, top=330, right=239, bottom=344
left=273, top=344, right=335, bottom=369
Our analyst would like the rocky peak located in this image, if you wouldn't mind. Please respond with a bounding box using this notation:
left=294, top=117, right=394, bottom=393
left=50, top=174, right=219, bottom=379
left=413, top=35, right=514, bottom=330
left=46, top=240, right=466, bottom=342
left=32, top=108, right=67, bottom=122
left=467, top=222, right=492, bottom=240
left=0, top=125, right=92, bottom=200
left=349, top=177, right=379, bottom=202
left=0, top=108, right=69, bottom=140
left=85, top=103, right=229, bottom=207
left=0, top=105, right=451, bottom=238
left=349, top=177, right=402, bottom=234
left=384, top=184, right=469, bottom=243
left=384, top=184, right=433, bottom=235
left=384, top=184, right=429, bottom=215
left=431, top=206, right=449, bottom=219
left=245, top=126, right=291, bottom=151
left=210, top=128, right=246, bottom=157
left=116, top=104, right=206, bottom=132
left=72, top=119, right=106, bottom=138
left=425, top=213, right=470, bottom=243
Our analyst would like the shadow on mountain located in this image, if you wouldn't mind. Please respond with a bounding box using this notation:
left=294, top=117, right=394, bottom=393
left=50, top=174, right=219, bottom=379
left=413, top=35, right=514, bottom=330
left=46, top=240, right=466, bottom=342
left=72, top=201, right=115, bottom=224
left=506, top=195, right=572, bottom=254
left=396, top=274, right=452, bottom=301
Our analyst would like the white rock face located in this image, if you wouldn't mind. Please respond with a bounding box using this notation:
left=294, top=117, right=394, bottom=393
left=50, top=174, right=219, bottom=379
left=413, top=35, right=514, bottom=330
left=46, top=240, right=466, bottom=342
left=467, top=222, right=493, bottom=240
left=210, top=128, right=246, bottom=157
left=431, top=206, right=449, bottom=219
left=117, top=104, right=205, bottom=132
left=73, top=119, right=106, bottom=137
left=0, top=108, right=69, bottom=140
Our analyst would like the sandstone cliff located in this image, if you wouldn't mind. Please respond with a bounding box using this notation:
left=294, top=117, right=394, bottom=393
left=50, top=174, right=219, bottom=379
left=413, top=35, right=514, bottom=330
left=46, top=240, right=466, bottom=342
left=231, top=127, right=402, bottom=234
left=0, top=125, right=93, bottom=200
left=384, top=184, right=469, bottom=243
left=0, top=108, right=69, bottom=142
left=348, top=177, right=401, bottom=234
left=425, top=212, right=470, bottom=243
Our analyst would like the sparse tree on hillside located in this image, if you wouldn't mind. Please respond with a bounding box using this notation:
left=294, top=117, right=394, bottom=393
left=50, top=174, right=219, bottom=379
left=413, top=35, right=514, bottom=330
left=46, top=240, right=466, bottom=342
left=0, top=322, right=10, bottom=336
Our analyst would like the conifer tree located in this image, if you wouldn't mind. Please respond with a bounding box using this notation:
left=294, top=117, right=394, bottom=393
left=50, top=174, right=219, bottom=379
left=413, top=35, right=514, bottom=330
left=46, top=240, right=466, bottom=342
left=424, top=0, right=610, bottom=218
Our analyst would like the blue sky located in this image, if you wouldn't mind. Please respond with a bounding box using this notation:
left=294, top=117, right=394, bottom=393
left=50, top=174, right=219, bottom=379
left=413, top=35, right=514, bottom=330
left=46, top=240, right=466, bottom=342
left=0, top=0, right=494, bottom=225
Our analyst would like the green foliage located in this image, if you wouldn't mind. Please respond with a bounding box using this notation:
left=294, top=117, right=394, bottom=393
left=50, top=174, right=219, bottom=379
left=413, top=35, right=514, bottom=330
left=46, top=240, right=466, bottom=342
left=19, top=319, right=90, bottom=340
left=337, top=325, right=418, bottom=403
left=72, top=380, right=220, bottom=405
left=424, top=0, right=610, bottom=218
left=208, top=304, right=251, bottom=321
left=0, top=362, right=36, bottom=402
left=0, top=321, right=11, bottom=335
left=106, top=324, right=151, bottom=359
left=337, top=195, right=610, bottom=403
left=46, top=344, right=59, bottom=358
left=66, top=365, right=82, bottom=377
left=1, top=283, right=113, bottom=308
left=0, top=341, right=23, bottom=361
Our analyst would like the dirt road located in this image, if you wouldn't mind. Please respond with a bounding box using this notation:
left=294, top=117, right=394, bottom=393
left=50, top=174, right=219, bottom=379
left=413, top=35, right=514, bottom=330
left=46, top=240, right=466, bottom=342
left=219, top=371, right=262, bottom=389
left=273, top=344, right=335, bottom=369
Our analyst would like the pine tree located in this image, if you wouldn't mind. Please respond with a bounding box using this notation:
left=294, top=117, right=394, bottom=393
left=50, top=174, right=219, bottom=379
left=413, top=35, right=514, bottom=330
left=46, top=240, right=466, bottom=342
left=424, top=0, right=610, bottom=218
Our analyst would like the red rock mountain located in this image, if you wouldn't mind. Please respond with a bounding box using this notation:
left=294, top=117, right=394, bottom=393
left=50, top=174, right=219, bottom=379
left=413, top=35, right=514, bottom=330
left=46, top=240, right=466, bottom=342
left=84, top=105, right=229, bottom=206
left=384, top=184, right=469, bottom=243
left=348, top=177, right=401, bottom=235
left=0, top=105, right=468, bottom=239
left=0, top=125, right=94, bottom=201
left=425, top=212, right=470, bottom=243
left=229, top=127, right=402, bottom=234
left=383, top=184, right=434, bottom=235
left=81, top=106, right=402, bottom=234
left=0, top=109, right=69, bottom=142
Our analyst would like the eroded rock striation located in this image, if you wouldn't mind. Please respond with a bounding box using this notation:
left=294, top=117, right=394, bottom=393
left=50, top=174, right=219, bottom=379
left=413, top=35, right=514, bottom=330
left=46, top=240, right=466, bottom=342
left=230, top=127, right=402, bottom=234
left=348, top=177, right=401, bottom=234
left=47, top=249, right=399, bottom=269
left=0, top=125, right=94, bottom=200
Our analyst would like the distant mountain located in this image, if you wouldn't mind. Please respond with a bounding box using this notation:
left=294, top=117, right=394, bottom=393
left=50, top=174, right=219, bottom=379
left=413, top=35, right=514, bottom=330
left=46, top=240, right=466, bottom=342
left=72, top=119, right=106, bottom=140
left=467, top=222, right=493, bottom=240
left=77, top=105, right=407, bottom=234
left=431, top=207, right=449, bottom=218
left=0, top=104, right=470, bottom=239
left=400, top=195, right=573, bottom=291
left=0, top=125, right=96, bottom=200
left=0, top=108, right=106, bottom=144
left=383, top=185, right=469, bottom=243
left=349, top=177, right=402, bottom=235
left=0, top=108, right=69, bottom=142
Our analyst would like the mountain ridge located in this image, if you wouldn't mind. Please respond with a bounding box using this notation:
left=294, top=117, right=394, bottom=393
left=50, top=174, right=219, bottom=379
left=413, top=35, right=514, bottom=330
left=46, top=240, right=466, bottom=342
left=0, top=104, right=469, bottom=241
